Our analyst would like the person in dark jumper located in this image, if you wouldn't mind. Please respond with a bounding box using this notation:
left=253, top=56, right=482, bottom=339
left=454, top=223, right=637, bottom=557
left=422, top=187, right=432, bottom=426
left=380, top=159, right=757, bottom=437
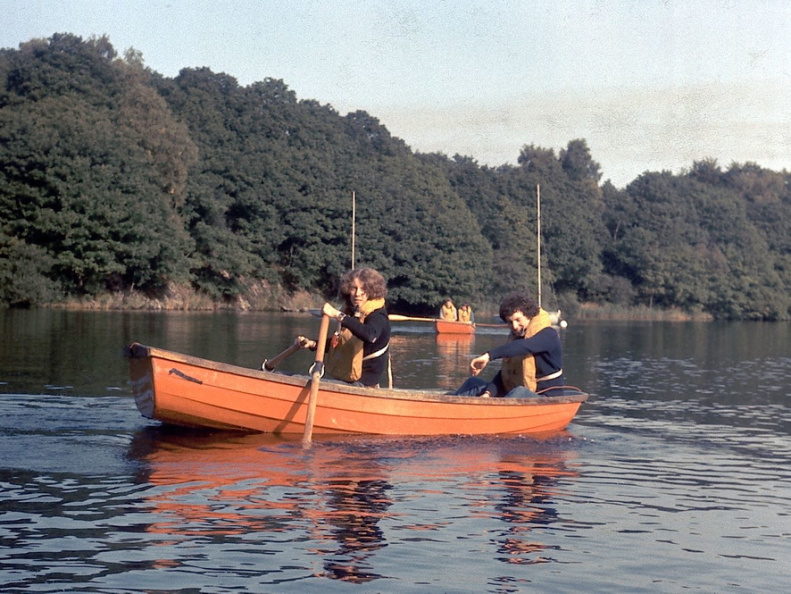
left=454, top=292, right=564, bottom=398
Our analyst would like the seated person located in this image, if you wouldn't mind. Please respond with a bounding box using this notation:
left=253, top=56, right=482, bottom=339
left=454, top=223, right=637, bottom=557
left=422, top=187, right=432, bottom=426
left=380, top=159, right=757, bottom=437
left=439, top=298, right=457, bottom=321
left=454, top=292, right=564, bottom=398
left=296, top=267, right=390, bottom=388
left=457, top=303, right=474, bottom=323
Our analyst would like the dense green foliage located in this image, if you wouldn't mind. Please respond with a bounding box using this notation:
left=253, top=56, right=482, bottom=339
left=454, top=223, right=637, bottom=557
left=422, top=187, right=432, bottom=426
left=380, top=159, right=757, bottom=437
left=1, top=35, right=790, bottom=319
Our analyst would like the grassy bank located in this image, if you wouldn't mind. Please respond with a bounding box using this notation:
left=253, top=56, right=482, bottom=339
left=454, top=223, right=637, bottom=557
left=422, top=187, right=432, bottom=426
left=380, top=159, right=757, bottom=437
left=38, top=283, right=713, bottom=322
left=45, top=282, right=324, bottom=312
left=576, top=303, right=713, bottom=321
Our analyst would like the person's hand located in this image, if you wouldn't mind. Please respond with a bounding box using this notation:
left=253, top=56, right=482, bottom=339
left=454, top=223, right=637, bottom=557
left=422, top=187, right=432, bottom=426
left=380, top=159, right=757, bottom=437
left=470, top=353, right=490, bottom=376
left=296, top=335, right=316, bottom=350
left=322, top=302, right=343, bottom=320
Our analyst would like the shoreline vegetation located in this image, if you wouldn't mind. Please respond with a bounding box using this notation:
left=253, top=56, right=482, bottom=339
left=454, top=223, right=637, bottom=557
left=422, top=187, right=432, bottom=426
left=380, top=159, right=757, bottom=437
left=36, top=282, right=715, bottom=322
left=576, top=303, right=713, bottom=322
left=2, top=35, right=789, bottom=320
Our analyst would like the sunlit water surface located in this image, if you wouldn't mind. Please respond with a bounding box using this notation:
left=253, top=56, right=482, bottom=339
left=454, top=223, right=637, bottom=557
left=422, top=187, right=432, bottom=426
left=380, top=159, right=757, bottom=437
left=1, top=310, right=789, bottom=592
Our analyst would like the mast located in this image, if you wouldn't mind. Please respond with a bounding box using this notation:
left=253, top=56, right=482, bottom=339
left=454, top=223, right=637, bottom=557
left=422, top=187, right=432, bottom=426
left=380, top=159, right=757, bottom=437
left=351, top=190, right=356, bottom=269
left=536, top=184, right=542, bottom=308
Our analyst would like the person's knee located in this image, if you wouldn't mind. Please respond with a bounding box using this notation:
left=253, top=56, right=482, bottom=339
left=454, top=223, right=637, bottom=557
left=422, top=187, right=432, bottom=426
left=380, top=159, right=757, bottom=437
left=505, top=386, right=541, bottom=398
left=453, top=377, right=487, bottom=395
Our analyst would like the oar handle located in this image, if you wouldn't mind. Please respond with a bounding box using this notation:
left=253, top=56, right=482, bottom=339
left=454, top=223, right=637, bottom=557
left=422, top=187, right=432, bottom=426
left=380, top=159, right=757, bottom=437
left=303, top=313, right=331, bottom=445
left=262, top=343, right=301, bottom=371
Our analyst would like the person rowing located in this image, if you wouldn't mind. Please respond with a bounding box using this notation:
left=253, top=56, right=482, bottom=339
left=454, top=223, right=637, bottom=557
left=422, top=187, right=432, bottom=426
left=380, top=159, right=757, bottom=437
left=296, top=267, right=391, bottom=388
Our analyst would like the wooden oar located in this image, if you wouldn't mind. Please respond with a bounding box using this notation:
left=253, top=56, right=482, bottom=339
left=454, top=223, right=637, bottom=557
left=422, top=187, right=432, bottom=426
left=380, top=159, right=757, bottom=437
left=261, top=342, right=300, bottom=371
left=303, top=313, right=331, bottom=445
left=388, top=314, right=437, bottom=322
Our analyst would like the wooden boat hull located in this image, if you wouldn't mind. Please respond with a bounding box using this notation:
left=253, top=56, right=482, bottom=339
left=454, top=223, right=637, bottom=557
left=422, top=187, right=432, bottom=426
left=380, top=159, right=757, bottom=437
left=124, top=343, right=587, bottom=436
left=435, top=319, right=475, bottom=335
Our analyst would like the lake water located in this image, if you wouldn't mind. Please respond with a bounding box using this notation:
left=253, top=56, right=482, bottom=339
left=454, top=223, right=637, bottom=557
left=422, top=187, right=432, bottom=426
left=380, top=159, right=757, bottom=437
left=1, top=309, right=790, bottom=592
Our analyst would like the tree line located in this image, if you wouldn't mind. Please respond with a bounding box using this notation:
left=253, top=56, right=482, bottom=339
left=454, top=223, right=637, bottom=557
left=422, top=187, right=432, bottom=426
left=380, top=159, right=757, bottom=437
left=1, top=34, right=789, bottom=320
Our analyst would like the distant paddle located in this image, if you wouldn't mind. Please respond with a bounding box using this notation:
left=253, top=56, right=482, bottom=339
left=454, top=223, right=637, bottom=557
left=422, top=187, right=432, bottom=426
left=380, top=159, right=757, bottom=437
left=303, top=313, right=331, bottom=445
left=388, top=314, right=436, bottom=322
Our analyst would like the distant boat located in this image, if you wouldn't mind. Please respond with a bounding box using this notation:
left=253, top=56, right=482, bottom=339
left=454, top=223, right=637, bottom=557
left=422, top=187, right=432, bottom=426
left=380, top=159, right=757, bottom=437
left=434, top=319, right=475, bottom=335
left=125, top=343, right=588, bottom=436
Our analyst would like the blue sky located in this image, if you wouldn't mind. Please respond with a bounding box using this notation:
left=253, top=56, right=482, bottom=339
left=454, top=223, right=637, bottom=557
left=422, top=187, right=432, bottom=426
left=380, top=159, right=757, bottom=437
left=4, top=0, right=790, bottom=187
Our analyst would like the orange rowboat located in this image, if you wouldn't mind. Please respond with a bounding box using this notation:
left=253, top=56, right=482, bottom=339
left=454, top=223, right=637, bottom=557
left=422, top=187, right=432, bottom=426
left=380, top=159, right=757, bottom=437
left=434, top=319, right=475, bottom=335
left=124, top=343, right=587, bottom=436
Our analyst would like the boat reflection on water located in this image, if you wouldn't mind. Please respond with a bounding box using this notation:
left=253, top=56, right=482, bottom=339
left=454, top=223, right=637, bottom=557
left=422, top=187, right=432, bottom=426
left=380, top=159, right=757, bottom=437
left=435, top=333, right=475, bottom=391
left=128, top=428, right=394, bottom=582
left=127, top=428, right=579, bottom=583
left=391, top=439, right=579, bottom=566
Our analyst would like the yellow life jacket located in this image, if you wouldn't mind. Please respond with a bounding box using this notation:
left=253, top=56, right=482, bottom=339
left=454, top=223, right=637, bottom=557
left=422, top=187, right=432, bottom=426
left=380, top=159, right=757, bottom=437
left=500, top=308, right=552, bottom=392
left=440, top=303, right=457, bottom=321
left=325, top=298, right=386, bottom=383
left=458, top=306, right=472, bottom=323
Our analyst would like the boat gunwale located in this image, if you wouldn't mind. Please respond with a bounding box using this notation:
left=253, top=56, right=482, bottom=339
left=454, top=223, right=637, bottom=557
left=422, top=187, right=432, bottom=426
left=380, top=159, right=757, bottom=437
left=435, top=319, right=475, bottom=327
left=124, top=342, right=588, bottom=406
left=434, top=319, right=476, bottom=332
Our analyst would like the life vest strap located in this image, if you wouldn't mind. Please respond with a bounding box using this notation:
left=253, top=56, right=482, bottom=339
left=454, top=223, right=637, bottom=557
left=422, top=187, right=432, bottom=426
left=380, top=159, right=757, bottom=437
left=537, top=369, right=563, bottom=381
left=362, top=343, right=389, bottom=361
